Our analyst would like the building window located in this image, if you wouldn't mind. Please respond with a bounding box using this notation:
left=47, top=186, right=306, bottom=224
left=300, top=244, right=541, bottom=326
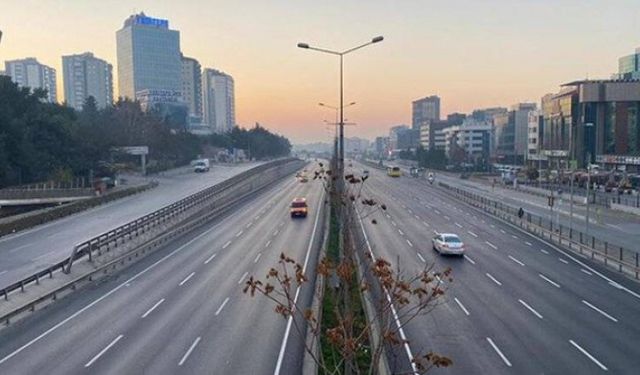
left=605, top=102, right=616, bottom=154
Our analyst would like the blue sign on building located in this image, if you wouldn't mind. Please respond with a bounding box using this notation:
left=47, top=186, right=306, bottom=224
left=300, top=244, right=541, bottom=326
left=135, top=15, right=169, bottom=28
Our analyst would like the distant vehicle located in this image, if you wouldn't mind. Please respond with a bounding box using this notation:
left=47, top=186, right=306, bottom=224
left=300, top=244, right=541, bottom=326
left=387, top=166, right=402, bottom=177
left=290, top=197, right=308, bottom=218
left=432, top=233, right=465, bottom=256
left=193, top=159, right=210, bottom=173
left=299, top=174, right=309, bottom=183
left=363, top=169, right=370, bottom=177
left=427, top=172, right=435, bottom=184
left=460, top=172, right=470, bottom=180
left=409, top=167, right=424, bottom=178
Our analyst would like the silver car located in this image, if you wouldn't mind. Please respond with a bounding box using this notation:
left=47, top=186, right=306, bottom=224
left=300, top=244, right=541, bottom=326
left=432, top=233, right=465, bottom=256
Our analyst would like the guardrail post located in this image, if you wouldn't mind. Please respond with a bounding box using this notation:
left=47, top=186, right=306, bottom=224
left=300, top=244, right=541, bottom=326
left=619, top=247, right=623, bottom=272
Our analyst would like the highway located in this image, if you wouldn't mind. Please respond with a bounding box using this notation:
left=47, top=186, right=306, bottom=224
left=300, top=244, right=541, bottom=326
left=352, top=162, right=640, bottom=374
left=436, top=172, right=640, bottom=253
left=0, top=163, right=262, bottom=288
left=0, top=166, right=324, bottom=374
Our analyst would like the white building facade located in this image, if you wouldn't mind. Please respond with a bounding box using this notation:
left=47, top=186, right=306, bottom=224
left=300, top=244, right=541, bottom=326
left=202, top=68, right=235, bottom=133
left=5, top=58, right=57, bottom=102
left=62, top=52, right=113, bottom=110
left=443, top=119, right=492, bottom=161
left=181, top=55, right=202, bottom=119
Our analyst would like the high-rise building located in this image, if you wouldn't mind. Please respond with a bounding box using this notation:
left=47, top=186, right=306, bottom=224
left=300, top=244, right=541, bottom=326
left=116, top=12, right=181, bottom=100
left=202, top=68, right=235, bottom=133
left=62, top=52, right=113, bottom=110
left=614, top=47, right=640, bottom=80
left=412, top=95, right=440, bottom=130
left=181, top=54, right=202, bottom=119
left=5, top=58, right=57, bottom=102
left=526, top=109, right=545, bottom=167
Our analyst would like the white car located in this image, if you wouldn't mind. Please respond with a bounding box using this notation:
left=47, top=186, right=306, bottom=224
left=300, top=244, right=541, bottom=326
left=432, top=233, right=465, bottom=256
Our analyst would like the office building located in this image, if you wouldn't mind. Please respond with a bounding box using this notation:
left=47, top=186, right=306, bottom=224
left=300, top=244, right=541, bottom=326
left=493, top=103, right=537, bottom=165
left=5, top=58, right=57, bottom=102
left=419, top=120, right=450, bottom=151
left=471, top=107, right=508, bottom=124
left=181, top=54, right=202, bottom=118
left=62, top=52, right=113, bottom=110
left=526, top=109, right=545, bottom=166
left=202, top=68, right=235, bottom=133
left=389, top=125, right=410, bottom=151
left=614, top=47, right=640, bottom=80
left=116, top=12, right=181, bottom=100
left=412, top=95, right=441, bottom=131
left=542, top=79, right=640, bottom=171
left=443, top=118, right=492, bottom=165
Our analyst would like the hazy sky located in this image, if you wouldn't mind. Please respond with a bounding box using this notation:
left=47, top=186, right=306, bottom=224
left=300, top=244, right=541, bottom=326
left=1, top=0, right=638, bottom=143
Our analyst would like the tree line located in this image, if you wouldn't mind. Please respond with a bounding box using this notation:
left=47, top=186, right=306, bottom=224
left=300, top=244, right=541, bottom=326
left=0, top=76, right=291, bottom=188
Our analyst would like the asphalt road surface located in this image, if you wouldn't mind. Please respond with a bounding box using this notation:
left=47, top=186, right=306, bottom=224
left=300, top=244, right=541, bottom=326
left=0, top=163, right=262, bottom=288
left=351, top=161, right=640, bottom=374
left=0, top=168, right=325, bottom=375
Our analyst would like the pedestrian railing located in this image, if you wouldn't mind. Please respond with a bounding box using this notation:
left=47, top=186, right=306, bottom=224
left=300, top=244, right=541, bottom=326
left=438, top=182, right=640, bottom=280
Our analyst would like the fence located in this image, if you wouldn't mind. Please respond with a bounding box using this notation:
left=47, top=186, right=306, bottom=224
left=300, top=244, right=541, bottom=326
left=438, top=182, right=640, bottom=280
left=0, top=158, right=303, bottom=303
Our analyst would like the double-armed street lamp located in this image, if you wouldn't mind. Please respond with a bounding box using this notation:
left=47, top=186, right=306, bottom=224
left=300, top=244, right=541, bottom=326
left=298, top=36, right=383, bottom=192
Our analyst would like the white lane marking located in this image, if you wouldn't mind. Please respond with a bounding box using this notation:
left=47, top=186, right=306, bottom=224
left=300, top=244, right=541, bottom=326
left=254, top=215, right=260, bottom=220
left=254, top=253, right=262, bottom=263
left=518, top=299, right=543, bottom=319
left=569, top=340, right=608, bottom=371
left=540, top=249, right=549, bottom=255
left=236, top=230, right=243, bottom=237
left=414, top=214, right=420, bottom=220
left=454, top=297, right=470, bottom=316
left=222, top=241, right=231, bottom=249
left=485, top=241, right=498, bottom=250
left=401, top=204, right=407, bottom=209
left=385, top=214, right=391, bottom=218
left=433, top=230, right=439, bottom=235
left=444, top=215, right=450, bottom=220
left=417, top=253, right=426, bottom=263
left=581, top=269, right=593, bottom=276
left=559, top=258, right=569, bottom=264
left=0, top=270, right=7, bottom=276
left=9, top=244, right=30, bottom=254
left=33, top=251, right=55, bottom=261
left=582, top=300, right=618, bottom=323
left=455, top=222, right=463, bottom=228
left=204, top=253, right=217, bottom=264
left=178, top=337, right=202, bottom=366
left=434, top=209, right=441, bottom=214
left=391, top=221, right=397, bottom=227
left=487, top=337, right=512, bottom=367
left=456, top=187, right=640, bottom=301
left=423, top=221, right=430, bottom=227
left=265, top=240, right=272, bottom=248
left=463, top=255, right=476, bottom=264
left=508, top=255, right=525, bottom=266
left=274, top=190, right=324, bottom=375
left=215, top=297, right=230, bottom=316
left=237, top=272, right=249, bottom=285
left=500, top=229, right=506, bottom=234
left=486, top=273, right=502, bottom=286
left=539, top=274, right=561, bottom=288
left=246, top=222, right=253, bottom=229
left=406, top=239, right=413, bottom=247
left=273, top=229, right=279, bottom=236
left=141, top=298, right=165, bottom=318
left=398, top=229, right=405, bottom=236
left=467, top=231, right=478, bottom=238
left=85, top=334, right=124, bottom=367
left=525, top=241, right=532, bottom=246
left=179, top=272, right=195, bottom=286
left=490, top=224, right=495, bottom=228
left=0, top=216, right=228, bottom=365
left=407, top=209, right=413, bottom=214
left=511, top=235, right=518, bottom=239
left=279, top=222, right=284, bottom=227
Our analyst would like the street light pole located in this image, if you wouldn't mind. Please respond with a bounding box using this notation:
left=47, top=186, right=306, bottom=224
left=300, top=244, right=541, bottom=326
left=298, top=36, right=384, bottom=192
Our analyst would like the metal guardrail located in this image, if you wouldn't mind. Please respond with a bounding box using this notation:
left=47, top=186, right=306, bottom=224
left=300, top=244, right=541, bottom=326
left=0, top=159, right=300, bottom=301
left=438, top=182, right=640, bottom=279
